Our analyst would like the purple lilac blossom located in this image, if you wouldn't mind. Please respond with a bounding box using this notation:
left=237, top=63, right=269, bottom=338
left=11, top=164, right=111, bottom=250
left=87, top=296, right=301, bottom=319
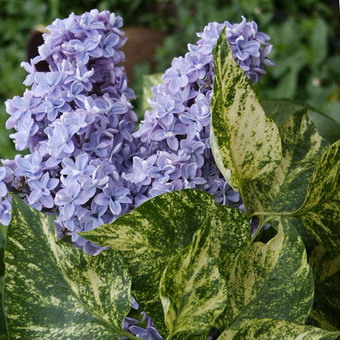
left=126, top=16, right=273, bottom=209
left=0, top=10, right=139, bottom=254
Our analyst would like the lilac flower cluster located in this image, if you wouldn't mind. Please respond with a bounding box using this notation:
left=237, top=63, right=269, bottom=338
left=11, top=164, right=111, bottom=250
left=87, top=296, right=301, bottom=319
left=1, top=9, right=139, bottom=254
left=125, top=17, right=273, bottom=207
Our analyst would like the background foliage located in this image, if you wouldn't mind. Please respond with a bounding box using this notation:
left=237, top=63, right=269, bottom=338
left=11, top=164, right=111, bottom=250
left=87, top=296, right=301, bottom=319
left=0, top=0, right=339, bottom=159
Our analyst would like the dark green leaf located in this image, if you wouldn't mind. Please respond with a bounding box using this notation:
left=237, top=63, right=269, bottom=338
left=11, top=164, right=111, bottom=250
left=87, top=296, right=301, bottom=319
left=262, top=99, right=340, bottom=144
left=261, top=99, right=306, bottom=126
left=308, top=246, right=340, bottom=331
left=307, top=108, right=340, bottom=144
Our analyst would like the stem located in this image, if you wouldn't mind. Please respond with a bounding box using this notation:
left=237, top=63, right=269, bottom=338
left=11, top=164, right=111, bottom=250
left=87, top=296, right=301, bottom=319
left=251, top=224, right=263, bottom=241
left=239, top=186, right=250, bottom=216
left=251, top=216, right=272, bottom=242
left=166, top=332, right=174, bottom=340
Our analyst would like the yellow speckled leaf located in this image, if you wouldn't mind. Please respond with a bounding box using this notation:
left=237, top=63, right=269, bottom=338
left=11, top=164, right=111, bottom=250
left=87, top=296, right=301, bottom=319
left=293, top=140, right=340, bottom=250
left=217, top=219, right=313, bottom=330
left=210, top=29, right=282, bottom=212
left=82, top=189, right=250, bottom=335
left=3, top=197, right=131, bottom=339
left=247, top=110, right=329, bottom=214
left=219, top=318, right=340, bottom=339
left=160, top=218, right=227, bottom=339
left=308, top=246, right=340, bottom=331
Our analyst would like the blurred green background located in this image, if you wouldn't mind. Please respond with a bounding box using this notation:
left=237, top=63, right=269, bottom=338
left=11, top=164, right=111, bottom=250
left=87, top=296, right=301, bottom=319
left=0, top=0, right=339, bottom=159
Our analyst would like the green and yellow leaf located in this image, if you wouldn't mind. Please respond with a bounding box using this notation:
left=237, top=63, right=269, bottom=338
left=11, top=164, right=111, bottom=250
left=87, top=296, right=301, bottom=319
left=262, top=99, right=340, bottom=143
left=160, top=219, right=227, bottom=339
left=82, top=189, right=250, bottom=334
left=261, top=99, right=306, bottom=126
left=308, top=246, right=340, bottom=331
left=217, top=219, right=314, bottom=330
left=247, top=110, right=329, bottom=214
left=3, top=197, right=131, bottom=339
left=293, top=140, right=340, bottom=250
left=219, top=318, right=340, bottom=339
left=210, top=29, right=282, bottom=213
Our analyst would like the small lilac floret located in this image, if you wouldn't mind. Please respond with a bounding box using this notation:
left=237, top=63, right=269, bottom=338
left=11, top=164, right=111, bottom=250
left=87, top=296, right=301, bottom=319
left=0, top=168, right=9, bottom=198
left=0, top=196, right=12, bottom=226
left=27, top=173, right=59, bottom=210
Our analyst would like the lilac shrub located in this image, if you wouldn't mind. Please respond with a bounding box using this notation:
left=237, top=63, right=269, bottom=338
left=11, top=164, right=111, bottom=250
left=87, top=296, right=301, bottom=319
left=125, top=17, right=273, bottom=209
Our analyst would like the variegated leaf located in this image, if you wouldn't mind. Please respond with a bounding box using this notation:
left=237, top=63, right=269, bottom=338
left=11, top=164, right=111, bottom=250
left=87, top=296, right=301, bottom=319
left=159, top=218, right=227, bottom=339
left=307, top=107, right=340, bottom=144
left=4, top=196, right=132, bottom=339
left=210, top=28, right=282, bottom=213
left=293, top=140, right=340, bottom=250
left=219, top=318, right=340, bottom=339
left=217, top=219, right=314, bottom=330
left=262, top=99, right=340, bottom=143
left=308, top=246, right=340, bottom=331
left=82, top=189, right=250, bottom=335
left=261, top=99, right=306, bottom=126
left=142, top=73, right=163, bottom=112
left=247, top=110, right=329, bottom=214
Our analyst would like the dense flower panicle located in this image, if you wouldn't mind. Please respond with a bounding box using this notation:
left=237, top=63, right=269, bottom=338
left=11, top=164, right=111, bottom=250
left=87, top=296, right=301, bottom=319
left=126, top=17, right=273, bottom=208
left=1, top=9, right=140, bottom=254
